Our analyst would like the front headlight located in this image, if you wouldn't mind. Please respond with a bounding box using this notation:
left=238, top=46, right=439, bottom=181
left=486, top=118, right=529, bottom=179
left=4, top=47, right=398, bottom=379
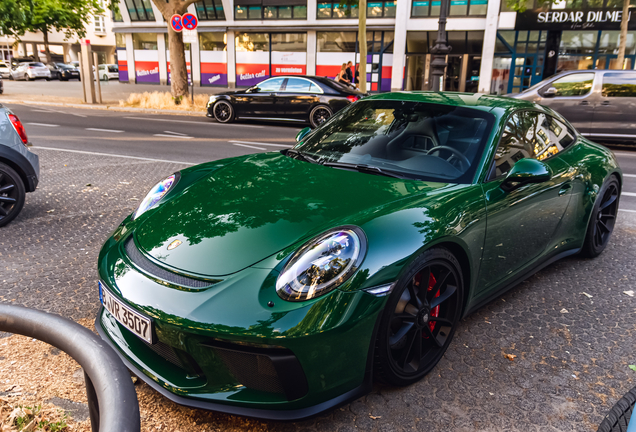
left=276, top=226, right=367, bottom=301
left=132, top=174, right=178, bottom=220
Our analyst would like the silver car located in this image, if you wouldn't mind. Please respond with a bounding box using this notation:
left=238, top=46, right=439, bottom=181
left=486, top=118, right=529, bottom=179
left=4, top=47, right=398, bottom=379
left=510, top=70, right=636, bottom=144
left=10, top=62, right=51, bottom=81
left=0, top=104, right=40, bottom=227
left=0, top=63, right=10, bottom=79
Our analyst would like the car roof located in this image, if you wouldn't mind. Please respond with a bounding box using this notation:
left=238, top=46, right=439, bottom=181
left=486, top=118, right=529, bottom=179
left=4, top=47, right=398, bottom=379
left=365, top=91, right=538, bottom=111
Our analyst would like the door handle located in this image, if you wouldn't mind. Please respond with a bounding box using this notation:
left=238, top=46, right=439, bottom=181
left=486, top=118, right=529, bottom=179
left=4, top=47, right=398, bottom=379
left=601, top=101, right=610, bottom=106
left=559, top=184, right=572, bottom=196
left=579, top=101, right=589, bottom=106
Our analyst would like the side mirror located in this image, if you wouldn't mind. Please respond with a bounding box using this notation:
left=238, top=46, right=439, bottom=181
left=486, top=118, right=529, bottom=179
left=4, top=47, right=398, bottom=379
left=296, top=127, right=312, bottom=142
left=247, top=86, right=260, bottom=93
left=543, top=87, right=558, bottom=98
left=501, top=158, right=551, bottom=192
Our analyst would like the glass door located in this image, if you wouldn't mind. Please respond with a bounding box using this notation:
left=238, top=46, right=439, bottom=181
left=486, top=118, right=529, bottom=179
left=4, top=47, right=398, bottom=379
left=444, top=55, right=462, bottom=92
left=507, top=30, right=547, bottom=94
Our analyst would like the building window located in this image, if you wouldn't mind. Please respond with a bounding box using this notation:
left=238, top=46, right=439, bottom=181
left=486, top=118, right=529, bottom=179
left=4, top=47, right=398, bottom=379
left=124, top=0, right=155, bottom=21
left=195, top=0, right=226, bottom=20
left=235, top=1, right=307, bottom=19
left=112, top=8, right=123, bottom=22
left=412, top=0, right=487, bottom=16
left=502, top=0, right=623, bottom=10
left=318, top=1, right=395, bottom=18
left=94, top=15, right=106, bottom=33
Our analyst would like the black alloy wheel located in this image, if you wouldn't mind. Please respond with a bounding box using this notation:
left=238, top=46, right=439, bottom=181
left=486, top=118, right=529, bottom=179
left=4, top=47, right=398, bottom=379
left=0, top=162, right=26, bottom=228
left=213, top=100, right=234, bottom=123
left=582, top=177, right=620, bottom=258
left=309, top=105, right=332, bottom=129
left=375, top=248, right=463, bottom=386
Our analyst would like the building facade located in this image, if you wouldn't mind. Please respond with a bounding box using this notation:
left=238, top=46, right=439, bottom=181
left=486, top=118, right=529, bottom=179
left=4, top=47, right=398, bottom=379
left=113, top=0, right=636, bottom=93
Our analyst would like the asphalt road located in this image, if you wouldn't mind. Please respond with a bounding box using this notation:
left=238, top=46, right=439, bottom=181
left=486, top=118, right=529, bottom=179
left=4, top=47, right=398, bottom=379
left=2, top=103, right=636, bottom=431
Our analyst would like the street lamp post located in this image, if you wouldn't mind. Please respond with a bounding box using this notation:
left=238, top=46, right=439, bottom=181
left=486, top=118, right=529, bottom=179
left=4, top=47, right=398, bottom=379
left=429, top=0, right=452, bottom=91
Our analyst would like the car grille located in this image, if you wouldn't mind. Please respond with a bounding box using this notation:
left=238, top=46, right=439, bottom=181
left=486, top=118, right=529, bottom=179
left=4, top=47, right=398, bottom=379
left=214, top=347, right=286, bottom=395
left=142, top=339, right=185, bottom=369
left=124, top=237, right=214, bottom=289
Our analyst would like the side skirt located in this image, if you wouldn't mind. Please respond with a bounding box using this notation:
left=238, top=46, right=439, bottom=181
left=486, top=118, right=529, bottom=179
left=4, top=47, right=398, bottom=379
left=463, top=247, right=581, bottom=317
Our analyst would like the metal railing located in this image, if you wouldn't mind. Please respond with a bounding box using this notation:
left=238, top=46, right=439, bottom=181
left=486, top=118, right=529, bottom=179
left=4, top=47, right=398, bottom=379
left=0, top=305, right=140, bottom=432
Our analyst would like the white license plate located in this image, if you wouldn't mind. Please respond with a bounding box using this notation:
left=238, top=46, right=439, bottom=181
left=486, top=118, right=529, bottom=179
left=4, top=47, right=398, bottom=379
left=100, top=283, right=153, bottom=344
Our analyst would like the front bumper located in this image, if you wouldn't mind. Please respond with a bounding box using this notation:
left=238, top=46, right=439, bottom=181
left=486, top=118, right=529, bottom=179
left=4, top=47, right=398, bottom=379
left=96, top=230, right=385, bottom=418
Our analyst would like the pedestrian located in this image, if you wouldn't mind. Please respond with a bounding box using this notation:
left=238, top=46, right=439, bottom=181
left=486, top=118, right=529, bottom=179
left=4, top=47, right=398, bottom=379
left=337, top=63, right=350, bottom=85
left=346, top=61, right=354, bottom=83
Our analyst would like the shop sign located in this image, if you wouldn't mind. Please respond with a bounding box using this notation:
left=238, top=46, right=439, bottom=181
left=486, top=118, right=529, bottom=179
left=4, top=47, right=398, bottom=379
left=516, top=8, right=635, bottom=31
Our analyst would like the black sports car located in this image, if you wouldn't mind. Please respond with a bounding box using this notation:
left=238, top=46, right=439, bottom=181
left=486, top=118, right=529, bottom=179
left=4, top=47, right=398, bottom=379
left=206, top=75, right=366, bottom=128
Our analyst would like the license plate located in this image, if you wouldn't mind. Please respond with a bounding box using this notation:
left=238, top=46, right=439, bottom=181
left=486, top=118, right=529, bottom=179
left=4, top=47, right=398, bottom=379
left=100, top=282, right=153, bottom=344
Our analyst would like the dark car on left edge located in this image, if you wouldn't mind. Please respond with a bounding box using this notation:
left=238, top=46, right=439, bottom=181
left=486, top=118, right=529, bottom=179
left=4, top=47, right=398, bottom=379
left=206, top=75, right=366, bottom=128
left=0, top=104, right=39, bottom=227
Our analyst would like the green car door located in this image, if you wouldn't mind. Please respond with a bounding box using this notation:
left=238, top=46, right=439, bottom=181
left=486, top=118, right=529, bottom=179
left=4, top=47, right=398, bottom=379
left=477, top=109, right=577, bottom=297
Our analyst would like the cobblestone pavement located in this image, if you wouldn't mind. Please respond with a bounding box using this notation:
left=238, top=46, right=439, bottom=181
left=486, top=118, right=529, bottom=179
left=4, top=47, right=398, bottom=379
left=2, top=147, right=636, bottom=431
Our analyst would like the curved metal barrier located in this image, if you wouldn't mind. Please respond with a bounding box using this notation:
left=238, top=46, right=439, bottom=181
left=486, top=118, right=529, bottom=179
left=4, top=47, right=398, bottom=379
left=0, top=304, right=140, bottom=432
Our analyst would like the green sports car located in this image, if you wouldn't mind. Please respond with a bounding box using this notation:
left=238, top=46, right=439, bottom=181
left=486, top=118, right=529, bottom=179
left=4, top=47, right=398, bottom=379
left=96, top=92, right=622, bottom=420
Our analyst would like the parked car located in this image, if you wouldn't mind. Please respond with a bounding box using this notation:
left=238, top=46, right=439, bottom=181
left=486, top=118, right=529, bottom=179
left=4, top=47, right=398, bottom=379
left=97, top=92, right=621, bottom=420
left=10, top=62, right=51, bottom=81
left=207, top=75, right=365, bottom=128
left=0, top=104, right=39, bottom=227
left=0, top=75, right=3, bottom=94
left=98, top=64, right=118, bottom=81
left=46, top=62, right=81, bottom=81
left=510, top=69, right=636, bottom=144
left=0, top=63, right=10, bottom=79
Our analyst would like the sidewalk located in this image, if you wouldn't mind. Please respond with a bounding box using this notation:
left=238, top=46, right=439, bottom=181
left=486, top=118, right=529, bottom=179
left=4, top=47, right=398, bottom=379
left=0, top=79, right=227, bottom=106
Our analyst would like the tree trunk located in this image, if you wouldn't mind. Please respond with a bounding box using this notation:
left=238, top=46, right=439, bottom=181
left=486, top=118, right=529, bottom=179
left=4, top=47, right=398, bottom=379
left=167, top=27, right=189, bottom=98
left=151, top=0, right=190, bottom=98
left=42, top=30, right=51, bottom=64
left=616, top=0, right=630, bottom=69
left=358, top=0, right=367, bottom=93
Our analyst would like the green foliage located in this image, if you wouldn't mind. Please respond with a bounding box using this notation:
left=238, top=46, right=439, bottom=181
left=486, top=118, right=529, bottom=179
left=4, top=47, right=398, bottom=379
left=38, top=414, right=69, bottom=431
left=0, top=0, right=31, bottom=37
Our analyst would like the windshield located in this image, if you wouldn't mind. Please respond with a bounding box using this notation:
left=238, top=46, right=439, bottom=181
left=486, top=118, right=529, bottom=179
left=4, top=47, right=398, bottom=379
left=296, top=100, right=494, bottom=184
left=30, top=62, right=45, bottom=67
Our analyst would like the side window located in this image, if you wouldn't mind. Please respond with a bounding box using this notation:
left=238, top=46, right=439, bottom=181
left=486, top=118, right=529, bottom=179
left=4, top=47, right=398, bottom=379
left=258, top=77, right=285, bottom=92
left=284, top=78, right=312, bottom=92
left=309, top=82, right=322, bottom=93
left=602, top=72, right=636, bottom=98
left=545, top=73, right=594, bottom=97
left=493, top=111, right=575, bottom=180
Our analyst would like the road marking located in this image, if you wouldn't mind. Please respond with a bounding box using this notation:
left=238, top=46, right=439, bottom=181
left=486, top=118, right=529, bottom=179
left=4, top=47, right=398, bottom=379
left=27, top=105, right=87, bottom=118
left=232, top=143, right=266, bottom=151
left=26, top=122, right=59, bottom=127
left=623, top=174, right=636, bottom=178
left=163, top=131, right=188, bottom=136
left=123, top=116, right=264, bottom=128
left=31, top=109, right=55, bottom=113
left=229, top=140, right=292, bottom=148
left=622, top=192, right=636, bottom=197
left=153, top=134, right=193, bottom=139
left=30, top=146, right=195, bottom=165
left=86, top=128, right=124, bottom=133
left=619, top=208, right=636, bottom=213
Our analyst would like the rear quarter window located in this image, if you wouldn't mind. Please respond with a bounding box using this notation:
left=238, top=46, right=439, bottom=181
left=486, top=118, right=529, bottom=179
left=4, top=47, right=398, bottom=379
left=602, top=72, right=636, bottom=97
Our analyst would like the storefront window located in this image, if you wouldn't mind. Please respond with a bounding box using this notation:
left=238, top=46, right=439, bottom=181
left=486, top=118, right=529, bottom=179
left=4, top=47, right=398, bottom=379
left=598, top=31, right=636, bottom=56
left=502, top=0, right=621, bottom=9
left=133, top=33, right=158, bottom=50
left=199, top=32, right=226, bottom=51
left=236, top=33, right=269, bottom=52
left=413, top=0, right=487, bottom=16
left=560, top=31, right=598, bottom=55
left=124, top=0, right=155, bottom=21
left=236, top=1, right=307, bottom=19
left=271, top=33, right=307, bottom=52
left=317, top=31, right=357, bottom=52
left=195, top=0, right=225, bottom=20
left=115, top=34, right=126, bottom=48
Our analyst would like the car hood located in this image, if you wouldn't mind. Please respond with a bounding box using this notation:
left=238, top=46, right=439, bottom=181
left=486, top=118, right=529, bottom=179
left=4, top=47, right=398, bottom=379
left=134, top=152, right=449, bottom=277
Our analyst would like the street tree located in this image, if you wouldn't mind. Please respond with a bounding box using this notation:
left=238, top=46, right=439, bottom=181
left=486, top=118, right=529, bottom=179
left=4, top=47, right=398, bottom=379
left=0, top=0, right=30, bottom=39
left=338, top=0, right=368, bottom=93
left=616, top=0, right=631, bottom=69
left=150, top=0, right=198, bottom=98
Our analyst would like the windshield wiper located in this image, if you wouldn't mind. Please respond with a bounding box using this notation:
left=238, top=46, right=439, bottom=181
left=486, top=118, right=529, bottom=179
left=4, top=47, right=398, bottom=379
left=323, top=162, right=409, bottom=179
left=282, top=148, right=321, bottom=165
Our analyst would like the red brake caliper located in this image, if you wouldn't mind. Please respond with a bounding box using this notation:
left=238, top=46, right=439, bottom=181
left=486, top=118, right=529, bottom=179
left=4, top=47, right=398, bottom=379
left=427, top=273, right=440, bottom=333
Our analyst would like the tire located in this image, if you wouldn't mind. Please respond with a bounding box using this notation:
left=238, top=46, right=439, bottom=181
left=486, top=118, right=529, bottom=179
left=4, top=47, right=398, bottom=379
left=309, top=104, right=333, bottom=129
left=103, top=75, right=108, bottom=81
left=374, top=247, right=464, bottom=386
left=0, top=162, right=26, bottom=228
left=212, top=100, right=235, bottom=123
left=24, top=74, right=30, bottom=81
left=581, top=176, right=620, bottom=258
left=45, top=77, right=50, bottom=81
left=597, top=385, right=636, bottom=432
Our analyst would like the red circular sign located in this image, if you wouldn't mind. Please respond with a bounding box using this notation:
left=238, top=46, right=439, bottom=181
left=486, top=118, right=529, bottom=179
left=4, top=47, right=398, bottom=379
left=182, top=13, right=198, bottom=30
left=170, top=14, right=183, bottom=32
